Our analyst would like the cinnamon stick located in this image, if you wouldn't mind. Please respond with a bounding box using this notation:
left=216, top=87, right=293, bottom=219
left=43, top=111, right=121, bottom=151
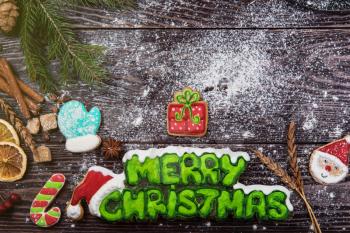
left=0, top=59, right=31, bottom=119
left=0, top=69, right=44, bottom=103
left=0, top=76, right=40, bottom=114
left=16, top=78, right=44, bottom=103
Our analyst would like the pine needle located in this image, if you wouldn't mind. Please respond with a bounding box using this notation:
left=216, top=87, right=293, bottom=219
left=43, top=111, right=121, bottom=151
left=16, top=0, right=135, bottom=92
left=18, top=0, right=56, bottom=92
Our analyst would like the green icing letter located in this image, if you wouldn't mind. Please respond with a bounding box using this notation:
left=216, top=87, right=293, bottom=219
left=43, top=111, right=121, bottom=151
left=126, top=155, right=160, bottom=185
left=200, top=153, right=220, bottom=185
left=180, top=153, right=202, bottom=185
left=123, top=190, right=145, bottom=220
left=196, top=188, right=220, bottom=218
left=245, top=191, right=267, bottom=220
left=177, top=189, right=197, bottom=217
left=220, top=155, right=247, bottom=186
left=146, top=189, right=167, bottom=220
left=217, top=190, right=244, bottom=219
left=160, top=153, right=180, bottom=185
left=267, top=191, right=289, bottom=220
left=167, top=186, right=177, bottom=218
left=100, top=191, right=123, bottom=221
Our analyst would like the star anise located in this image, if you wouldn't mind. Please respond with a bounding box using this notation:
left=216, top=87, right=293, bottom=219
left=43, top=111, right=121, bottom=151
left=101, top=138, right=122, bottom=159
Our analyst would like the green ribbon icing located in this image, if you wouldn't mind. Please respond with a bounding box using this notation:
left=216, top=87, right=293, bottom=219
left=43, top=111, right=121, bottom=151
left=175, top=89, right=201, bottom=124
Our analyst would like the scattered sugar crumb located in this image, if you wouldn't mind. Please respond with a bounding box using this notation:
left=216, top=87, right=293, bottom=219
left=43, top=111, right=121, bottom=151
left=323, top=91, right=328, bottom=98
left=329, top=192, right=335, bottom=198
left=303, top=112, right=317, bottom=131
left=25, top=217, right=30, bottom=223
left=205, top=221, right=211, bottom=227
left=71, top=224, right=75, bottom=228
left=332, top=96, right=339, bottom=101
left=242, top=131, right=255, bottom=138
left=252, top=224, right=258, bottom=230
left=310, top=224, right=315, bottom=231
left=262, top=226, right=267, bottom=230
left=132, top=116, right=143, bottom=127
left=142, top=87, right=150, bottom=97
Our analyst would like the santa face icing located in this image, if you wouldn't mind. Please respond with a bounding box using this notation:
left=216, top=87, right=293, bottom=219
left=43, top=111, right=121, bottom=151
left=309, top=136, right=350, bottom=185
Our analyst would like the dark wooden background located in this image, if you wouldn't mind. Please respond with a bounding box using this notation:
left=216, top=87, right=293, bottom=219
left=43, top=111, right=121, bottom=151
left=1, top=0, right=350, bottom=232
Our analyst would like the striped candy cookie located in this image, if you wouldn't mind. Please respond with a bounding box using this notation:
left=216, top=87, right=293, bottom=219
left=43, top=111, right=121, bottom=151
left=30, top=173, right=66, bottom=227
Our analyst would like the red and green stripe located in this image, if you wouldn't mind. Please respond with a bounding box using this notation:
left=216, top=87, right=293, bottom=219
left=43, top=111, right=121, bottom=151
left=30, top=174, right=66, bottom=228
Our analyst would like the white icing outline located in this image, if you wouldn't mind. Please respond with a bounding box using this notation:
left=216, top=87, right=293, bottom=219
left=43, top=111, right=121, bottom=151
left=122, top=146, right=250, bottom=164
left=89, top=173, right=125, bottom=217
left=310, top=150, right=348, bottom=184
left=233, top=183, right=293, bottom=211
left=66, top=134, right=101, bottom=153
left=344, top=135, right=350, bottom=143
left=69, top=147, right=294, bottom=220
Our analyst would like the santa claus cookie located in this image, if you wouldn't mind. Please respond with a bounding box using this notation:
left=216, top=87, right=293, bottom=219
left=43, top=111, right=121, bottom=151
left=67, top=146, right=293, bottom=222
left=309, top=136, right=350, bottom=185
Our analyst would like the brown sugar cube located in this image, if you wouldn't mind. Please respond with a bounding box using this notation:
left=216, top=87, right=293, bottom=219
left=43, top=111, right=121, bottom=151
left=36, top=145, right=52, bottom=162
left=40, top=113, right=57, bottom=131
left=26, top=117, right=40, bottom=135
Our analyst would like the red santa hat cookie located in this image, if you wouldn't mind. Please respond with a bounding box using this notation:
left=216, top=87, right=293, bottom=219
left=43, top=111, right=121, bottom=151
left=309, top=136, right=350, bottom=185
left=66, top=166, right=124, bottom=220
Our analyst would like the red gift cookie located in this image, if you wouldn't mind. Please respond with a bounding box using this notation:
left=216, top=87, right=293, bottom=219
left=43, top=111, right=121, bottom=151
left=167, top=87, right=208, bottom=137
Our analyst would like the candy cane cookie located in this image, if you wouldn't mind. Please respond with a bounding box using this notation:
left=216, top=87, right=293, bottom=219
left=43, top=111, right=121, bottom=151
left=30, top=173, right=66, bottom=227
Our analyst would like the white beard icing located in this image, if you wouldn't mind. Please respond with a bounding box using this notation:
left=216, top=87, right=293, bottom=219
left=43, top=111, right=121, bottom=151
left=310, top=151, right=348, bottom=184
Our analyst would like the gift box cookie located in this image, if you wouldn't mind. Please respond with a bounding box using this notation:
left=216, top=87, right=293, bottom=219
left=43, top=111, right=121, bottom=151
left=167, top=87, right=208, bottom=137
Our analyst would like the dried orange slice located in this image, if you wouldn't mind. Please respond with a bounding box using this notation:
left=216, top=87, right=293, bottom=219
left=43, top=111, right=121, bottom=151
left=0, top=119, right=19, bottom=145
left=0, top=142, right=27, bottom=182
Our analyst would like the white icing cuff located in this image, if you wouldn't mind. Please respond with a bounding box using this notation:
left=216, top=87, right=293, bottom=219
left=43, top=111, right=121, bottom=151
left=66, top=134, right=101, bottom=153
left=67, top=204, right=82, bottom=220
left=89, top=173, right=126, bottom=217
left=345, top=135, right=350, bottom=143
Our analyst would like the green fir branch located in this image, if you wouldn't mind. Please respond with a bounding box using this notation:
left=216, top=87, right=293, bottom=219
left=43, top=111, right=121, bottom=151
left=38, top=0, right=106, bottom=85
left=18, top=0, right=56, bottom=92
left=16, top=0, right=135, bottom=92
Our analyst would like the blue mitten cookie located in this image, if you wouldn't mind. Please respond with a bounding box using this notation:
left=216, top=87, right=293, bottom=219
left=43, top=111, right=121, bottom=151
left=58, top=100, right=101, bottom=153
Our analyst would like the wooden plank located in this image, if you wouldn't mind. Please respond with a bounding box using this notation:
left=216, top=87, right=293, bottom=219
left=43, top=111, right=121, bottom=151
left=1, top=29, right=350, bottom=144
left=0, top=143, right=348, bottom=232
left=63, top=0, right=350, bottom=29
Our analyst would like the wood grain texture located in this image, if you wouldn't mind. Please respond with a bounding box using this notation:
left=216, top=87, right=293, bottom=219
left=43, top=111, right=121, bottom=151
left=2, top=29, right=350, bottom=144
left=64, top=0, right=350, bottom=29
left=1, top=1, right=350, bottom=231
left=0, top=143, right=349, bottom=233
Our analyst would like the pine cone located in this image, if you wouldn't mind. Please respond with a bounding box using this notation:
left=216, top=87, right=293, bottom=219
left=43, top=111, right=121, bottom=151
left=0, top=0, right=19, bottom=33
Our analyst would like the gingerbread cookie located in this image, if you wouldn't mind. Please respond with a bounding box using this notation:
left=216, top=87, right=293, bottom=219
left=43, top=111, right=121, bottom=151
left=309, top=136, right=350, bottom=184
left=67, top=146, right=293, bottom=222
left=30, top=174, right=65, bottom=227
left=58, top=100, right=101, bottom=153
left=167, top=88, right=208, bottom=137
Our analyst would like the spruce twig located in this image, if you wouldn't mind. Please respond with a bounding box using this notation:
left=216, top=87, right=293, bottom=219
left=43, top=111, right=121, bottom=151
left=287, top=122, right=304, bottom=191
left=16, top=0, right=135, bottom=92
